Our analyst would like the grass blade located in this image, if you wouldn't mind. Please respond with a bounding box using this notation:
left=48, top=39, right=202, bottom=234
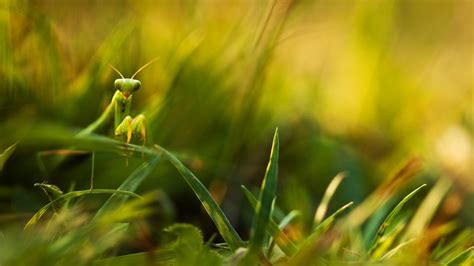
left=267, top=210, right=300, bottom=258
left=432, top=229, right=473, bottom=261
left=290, top=201, right=353, bottom=264
left=241, top=185, right=298, bottom=257
left=279, top=210, right=301, bottom=231
left=249, top=128, right=279, bottom=254
left=379, top=238, right=417, bottom=260
left=0, top=142, right=17, bottom=172
left=154, top=144, right=244, bottom=251
left=344, top=158, right=423, bottom=228
left=314, top=172, right=345, bottom=226
left=25, top=189, right=141, bottom=229
left=369, top=184, right=427, bottom=254
left=446, top=246, right=474, bottom=265
left=403, top=178, right=452, bottom=240
left=312, top=201, right=354, bottom=237
left=93, top=155, right=161, bottom=220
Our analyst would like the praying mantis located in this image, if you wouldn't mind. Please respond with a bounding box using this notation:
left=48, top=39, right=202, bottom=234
left=78, top=59, right=159, bottom=145
left=38, top=59, right=158, bottom=190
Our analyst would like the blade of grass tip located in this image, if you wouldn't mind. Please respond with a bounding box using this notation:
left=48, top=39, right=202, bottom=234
left=154, top=144, right=244, bottom=251
left=24, top=189, right=141, bottom=229
left=267, top=210, right=301, bottom=258
left=402, top=178, right=452, bottom=241
left=279, top=210, right=301, bottom=231
left=249, top=128, right=279, bottom=255
left=241, top=185, right=298, bottom=257
left=93, top=155, right=161, bottom=220
left=312, top=201, right=354, bottom=237
left=446, top=246, right=474, bottom=265
left=314, top=172, right=346, bottom=226
left=369, top=184, right=427, bottom=255
left=345, top=158, right=423, bottom=229
left=0, top=142, right=17, bottom=172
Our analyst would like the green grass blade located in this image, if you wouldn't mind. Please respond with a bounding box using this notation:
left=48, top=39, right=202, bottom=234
left=24, top=189, right=141, bottom=229
left=0, top=142, right=17, bottom=172
left=290, top=201, right=353, bottom=263
left=369, top=184, right=427, bottom=254
left=154, top=144, right=244, bottom=251
left=241, top=185, right=298, bottom=257
left=314, top=172, right=345, bottom=226
left=267, top=210, right=300, bottom=258
left=297, top=201, right=354, bottom=252
left=403, top=178, right=452, bottom=241
left=432, top=229, right=473, bottom=261
left=379, top=238, right=417, bottom=260
left=312, top=201, right=354, bottom=237
left=278, top=210, right=301, bottom=231
left=446, top=246, right=474, bottom=265
left=249, top=128, right=279, bottom=254
left=93, top=155, right=161, bottom=220
left=370, top=222, right=406, bottom=260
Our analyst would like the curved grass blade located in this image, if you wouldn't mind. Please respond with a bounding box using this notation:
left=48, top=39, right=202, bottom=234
left=312, top=201, right=354, bottom=237
left=0, top=142, right=17, bottom=172
left=446, top=246, right=474, bottom=265
left=432, top=229, right=473, bottom=261
left=370, top=222, right=406, bottom=260
left=314, top=172, right=345, bottom=226
left=241, top=185, right=297, bottom=257
left=369, top=184, right=427, bottom=255
left=249, top=128, right=279, bottom=254
left=24, top=189, right=141, bottom=229
left=344, top=158, right=423, bottom=229
left=154, top=144, right=244, bottom=251
left=403, top=178, right=452, bottom=241
left=267, top=210, right=300, bottom=258
left=93, top=155, right=161, bottom=220
left=379, top=238, right=417, bottom=260
left=290, top=201, right=353, bottom=264
left=279, top=210, right=301, bottom=232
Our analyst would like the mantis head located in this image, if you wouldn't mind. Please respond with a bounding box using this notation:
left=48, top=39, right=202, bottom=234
left=109, top=58, right=158, bottom=99
left=114, top=78, right=141, bottom=99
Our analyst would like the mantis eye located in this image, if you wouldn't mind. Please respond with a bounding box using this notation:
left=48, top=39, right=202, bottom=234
left=132, top=80, right=141, bottom=92
left=114, top=79, right=123, bottom=91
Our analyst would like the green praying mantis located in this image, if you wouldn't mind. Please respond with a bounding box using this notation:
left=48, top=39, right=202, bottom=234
left=38, top=59, right=158, bottom=191
left=78, top=59, right=159, bottom=145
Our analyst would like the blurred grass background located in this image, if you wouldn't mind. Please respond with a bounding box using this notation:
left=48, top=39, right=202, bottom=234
left=0, top=0, right=472, bottom=239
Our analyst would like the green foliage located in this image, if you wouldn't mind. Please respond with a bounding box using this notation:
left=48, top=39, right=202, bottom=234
left=164, top=224, right=222, bottom=266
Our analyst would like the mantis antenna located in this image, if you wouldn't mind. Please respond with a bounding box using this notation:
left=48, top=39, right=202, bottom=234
left=109, top=64, right=125, bottom=79
left=131, top=57, right=159, bottom=79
